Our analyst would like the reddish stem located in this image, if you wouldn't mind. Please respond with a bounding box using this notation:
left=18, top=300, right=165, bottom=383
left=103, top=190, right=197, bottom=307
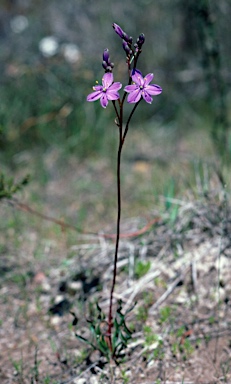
left=107, top=139, right=122, bottom=351
left=107, top=100, right=140, bottom=353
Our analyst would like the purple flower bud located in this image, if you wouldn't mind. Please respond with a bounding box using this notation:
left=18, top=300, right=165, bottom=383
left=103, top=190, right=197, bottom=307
left=103, top=48, right=110, bottom=63
left=137, top=33, right=145, bottom=48
left=122, top=40, right=132, bottom=56
left=123, top=33, right=131, bottom=43
left=138, top=33, right=145, bottom=44
left=128, top=36, right=133, bottom=44
left=112, top=23, right=124, bottom=39
left=112, top=22, right=133, bottom=44
left=102, top=48, right=114, bottom=72
left=102, top=61, right=108, bottom=70
left=122, top=40, right=128, bottom=51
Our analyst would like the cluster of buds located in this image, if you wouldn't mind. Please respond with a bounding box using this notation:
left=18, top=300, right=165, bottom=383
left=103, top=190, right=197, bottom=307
left=112, top=22, right=145, bottom=60
left=102, top=48, right=114, bottom=72
left=113, top=23, right=133, bottom=60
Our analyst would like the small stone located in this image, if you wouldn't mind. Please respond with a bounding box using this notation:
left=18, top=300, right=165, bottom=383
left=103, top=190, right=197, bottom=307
left=89, top=377, right=98, bottom=384
left=54, top=295, right=65, bottom=304
left=50, top=316, right=61, bottom=325
left=73, top=378, right=86, bottom=384
left=67, top=281, right=82, bottom=295
left=41, top=282, right=51, bottom=293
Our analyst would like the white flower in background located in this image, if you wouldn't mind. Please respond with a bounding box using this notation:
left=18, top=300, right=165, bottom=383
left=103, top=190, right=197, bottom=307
left=10, top=15, right=29, bottom=33
left=62, top=43, right=81, bottom=64
left=39, top=36, right=59, bottom=58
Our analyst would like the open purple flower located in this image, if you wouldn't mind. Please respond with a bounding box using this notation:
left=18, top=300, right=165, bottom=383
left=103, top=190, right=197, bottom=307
left=87, top=72, right=122, bottom=108
left=124, top=69, right=162, bottom=104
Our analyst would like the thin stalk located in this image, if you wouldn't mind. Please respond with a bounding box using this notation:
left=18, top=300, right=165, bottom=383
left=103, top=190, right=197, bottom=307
left=122, top=101, right=141, bottom=143
left=112, top=100, right=120, bottom=123
left=107, top=138, right=122, bottom=351
left=107, top=101, right=123, bottom=351
left=107, top=100, right=140, bottom=354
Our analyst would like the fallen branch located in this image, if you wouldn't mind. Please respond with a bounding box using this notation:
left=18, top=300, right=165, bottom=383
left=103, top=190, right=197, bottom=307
left=5, top=197, right=161, bottom=239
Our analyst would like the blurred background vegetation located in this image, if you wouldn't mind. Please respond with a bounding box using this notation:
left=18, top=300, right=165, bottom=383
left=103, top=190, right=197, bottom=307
left=0, top=0, right=230, bottom=155
left=0, top=0, right=231, bottom=224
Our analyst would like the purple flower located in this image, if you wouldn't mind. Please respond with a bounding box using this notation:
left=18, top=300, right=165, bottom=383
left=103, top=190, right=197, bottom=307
left=87, top=72, right=122, bottom=108
left=124, top=69, right=162, bottom=104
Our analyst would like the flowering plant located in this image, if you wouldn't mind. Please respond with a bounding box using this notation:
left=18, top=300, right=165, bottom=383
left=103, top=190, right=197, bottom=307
left=85, top=22, right=162, bottom=360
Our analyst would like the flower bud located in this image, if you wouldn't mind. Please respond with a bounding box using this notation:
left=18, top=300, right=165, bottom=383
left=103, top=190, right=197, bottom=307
left=112, top=23, right=133, bottom=44
left=112, top=23, right=124, bottom=39
left=103, top=48, right=110, bottom=63
left=102, top=48, right=114, bottom=72
left=137, top=33, right=145, bottom=48
left=102, top=61, right=107, bottom=70
left=122, top=40, right=132, bottom=56
left=128, top=36, right=133, bottom=44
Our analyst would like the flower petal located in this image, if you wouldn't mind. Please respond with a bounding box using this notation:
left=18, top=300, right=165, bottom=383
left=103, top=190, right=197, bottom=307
left=131, top=68, right=142, bottom=77
left=142, top=90, right=153, bottom=104
left=102, top=72, right=113, bottom=89
left=93, top=85, right=103, bottom=91
left=124, top=84, right=138, bottom=93
left=127, top=89, right=142, bottom=103
left=87, top=90, right=102, bottom=102
left=109, top=82, right=122, bottom=91
left=106, top=91, right=120, bottom=100
left=145, top=84, right=162, bottom=95
left=131, top=69, right=144, bottom=86
left=100, top=93, right=108, bottom=108
left=143, top=73, right=153, bottom=86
